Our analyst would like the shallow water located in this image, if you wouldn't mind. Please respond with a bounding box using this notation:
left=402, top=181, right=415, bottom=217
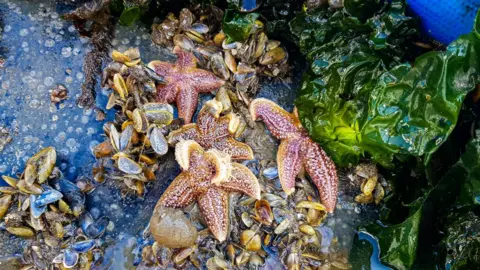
left=0, top=0, right=382, bottom=268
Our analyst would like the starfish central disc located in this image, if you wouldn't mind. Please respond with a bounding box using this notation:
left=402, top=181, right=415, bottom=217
left=167, top=99, right=254, bottom=160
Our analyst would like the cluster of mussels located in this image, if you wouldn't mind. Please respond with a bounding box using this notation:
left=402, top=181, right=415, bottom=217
left=0, top=147, right=110, bottom=269
left=151, top=7, right=289, bottom=97
left=93, top=47, right=177, bottom=195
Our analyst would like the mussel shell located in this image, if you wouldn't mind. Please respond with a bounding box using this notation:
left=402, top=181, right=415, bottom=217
left=215, top=86, right=232, bottom=113
left=2, top=176, right=18, bottom=188
left=80, top=212, right=94, bottom=232
left=144, top=103, right=174, bottom=125
left=71, top=240, right=96, bottom=253
left=6, top=226, right=35, bottom=237
left=118, top=156, right=143, bottom=175
left=52, top=253, right=64, bottom=264
left=254, top=32, right=268, bottom=58
left=85, top=216, right=109, bottom=239
left=109, top=124, right=120, bottom=152
left=132, top=109, right=149, bottom=133
left=26, top=147, right=56, bottom=184
left=173, top=34, right=195, bottom=51
left=210, top=53, right=230, bottom=80
left=119, top=124, right=134, bottom=152
left=0, top=186, right=17, bottom=194
left=144, top=103, right=174, bottom=115
left=148, top=127, right=168, bottom=156
left=222, top=40, right=238, bottom=50
left=111, top=50, right=131, bottom=63
left=213, top=31, right=226, bottom=46
left=34, top=189, right=63, bottom=207
left=254, top=199, right=273, bottom=225
left=259, top=46, right=287, bottom=65
left=30, top=194, right=47, bottom=218
left=17, top=180, right=42, bottom=194
left=24, top=163, right=37, bottom=186
left=124, top=48, right=140, bottom=60
left=57, top=180, right=86, bottom=217
left=179, top=8, right=194, bottom=30
left=185, top=30, right=205, bottom=43
left=143, top=66, right=166, bottom=83
left=190, top=23, right=209, bottom=34
left=262, top=167, right=278, bottom=179
left=63, top=248, right=79, bottom=269
left=0, top=195, right=13, bottom=220
left=224, top=50, right=237, bottom=73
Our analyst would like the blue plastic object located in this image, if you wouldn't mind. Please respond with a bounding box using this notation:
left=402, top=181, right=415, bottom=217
left=407, top=0, right=480, bottom=44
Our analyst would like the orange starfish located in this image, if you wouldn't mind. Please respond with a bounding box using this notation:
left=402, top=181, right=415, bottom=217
left=153, top=140, right=261, bottom=242
left=249, top=98, right=338, bottom=213
left=167, top=99, right=254, bottom=160
left=148, top=47, right=225, bottom=124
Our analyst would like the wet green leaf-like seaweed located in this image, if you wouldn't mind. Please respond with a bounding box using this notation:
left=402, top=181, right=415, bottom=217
left=363, top=205, right=422, bottom=270
left=291, top=1, right=480, bottom=167
left=222, top=10, right=260, bottom=42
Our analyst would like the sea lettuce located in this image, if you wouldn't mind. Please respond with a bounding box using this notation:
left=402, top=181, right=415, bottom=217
left=222, top=10, right=260, bottom=42
left=291, top=1, right=480, bottom=167
left=362, top=205, right=422, bottom=270
left=360, top=129, right=480, bottom=269
left=362, top=33, right=480, bottom=166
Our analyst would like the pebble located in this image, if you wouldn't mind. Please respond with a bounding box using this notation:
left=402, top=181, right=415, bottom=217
left=150, top=206, right=198, bottom=248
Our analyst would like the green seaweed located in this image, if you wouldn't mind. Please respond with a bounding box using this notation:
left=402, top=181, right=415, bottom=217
left=291, top=1, right=480, bottom=167
left=222, top=10, right=260, bottom=42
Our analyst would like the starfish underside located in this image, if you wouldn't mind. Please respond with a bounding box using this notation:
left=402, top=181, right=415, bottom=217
left=249, top=98, right=338, bottom=213
left=148, top=47, right=225, bottom=124
left=167, top=100, right=254, bottom=160
left=153, top=140, right=260, bottom=242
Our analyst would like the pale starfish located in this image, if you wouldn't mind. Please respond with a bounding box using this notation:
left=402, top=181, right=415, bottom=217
left=167, top=99, right=254, bottom=160
left=249, top=98, right=338, bottom=213
left=152, top=140, right=261, bottom=242
left=148, top=47, right=225, bottom=124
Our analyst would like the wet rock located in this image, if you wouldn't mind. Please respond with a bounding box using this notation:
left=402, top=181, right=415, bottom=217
left=150, top=206, right=198, bottom=248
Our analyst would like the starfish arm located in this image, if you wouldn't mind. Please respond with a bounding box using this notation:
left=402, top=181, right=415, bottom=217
left=173, top=46, right=197, bottom=69
left=197, top=188, right=230, bottom=242
left=303, top=140, right=338, bottom=213
left=188, top=69, right=225, bottom=93
left=159, top=172, right=197, bottom=208
left=213, top=138, right=254, bottom=160
left=174, top=140, right=204, bottom=171
left=221, top=163, right=261, bottom=200
left=177, top=85, right=199, bottom=124
left=167, top=124, right=200, bottom=146
left=156, top=83, right=178, bottom=103
left=148, top=61, right=175, bottom=78
left=277, top=138, right=304, bottom=195
left=249, top=98, right=302, bottom=139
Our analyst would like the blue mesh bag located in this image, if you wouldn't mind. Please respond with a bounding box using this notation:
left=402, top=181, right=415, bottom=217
left=407, top=0, right=480, bottom=44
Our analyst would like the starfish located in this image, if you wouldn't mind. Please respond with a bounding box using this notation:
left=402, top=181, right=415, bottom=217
left=249, top=98, right=338, bottom=213
left=152, top=140, right=261, bottom=242
left=167, top=99, right=254, bottom=160
left=148, top=47, right=225, bottom=124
